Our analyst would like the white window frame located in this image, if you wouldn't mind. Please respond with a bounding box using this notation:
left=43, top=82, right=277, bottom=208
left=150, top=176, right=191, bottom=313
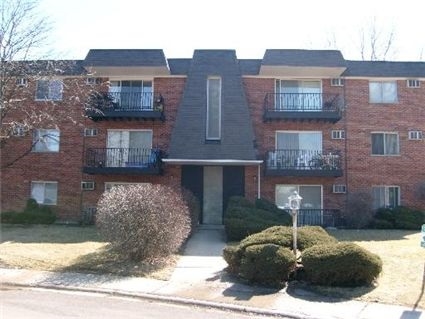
left=407, top=79, right=420, bottom=88
left=371, top=132, right=400, bottom=156
left=408, top=130, right=423, bottom=140
left=372, top=185, right=400, bottom=209
left=32, top=129, right=60, bottom=153
left=331, top=130, right=346, bottom=140
left=35, top=79, right=63, bottom=101
left=206, top=77, right=222, bottom=140
left=331, top=78, right=344, bottom=86
left=84, top=128, right=98, bottom=137
left=369, top=81, right=398, bottom=103
left=332, top=184, right=347, bottom=194
left=31, top=181, right=58, bottom=205
left=105, top=182, right=149, bottom=192
left=81, top=181, right=95, bottom=191
left=275, top=184, right=323, bottom=209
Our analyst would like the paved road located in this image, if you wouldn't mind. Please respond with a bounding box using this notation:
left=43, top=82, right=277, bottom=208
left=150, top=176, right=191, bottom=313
left=1, top=287, right=282, bottom=319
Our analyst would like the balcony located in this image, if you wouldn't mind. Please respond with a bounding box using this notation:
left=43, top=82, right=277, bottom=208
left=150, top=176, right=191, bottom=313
left=83, top=148, right=163, bottom=175
left=265, top=149, right=343, bottom=177
left=263, top=93, right=343, bottom=123
left=85, top=91, right=165, bottom=121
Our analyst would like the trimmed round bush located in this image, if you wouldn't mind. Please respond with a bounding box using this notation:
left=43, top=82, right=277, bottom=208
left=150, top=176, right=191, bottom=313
left=302, top=242, right=382, bottom=287
left=239, top=244, right=296, bottom=287
left=240, top=225, right=337, bottom=251
left=96, top=184, right=191, bottom=262
left=223, top=245, right=242, bottom=274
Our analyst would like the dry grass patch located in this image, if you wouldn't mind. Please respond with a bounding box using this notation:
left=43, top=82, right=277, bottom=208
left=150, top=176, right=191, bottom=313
left=323, top=229, right=425, bottom=309
left=0, top=224, right=176, bottom=280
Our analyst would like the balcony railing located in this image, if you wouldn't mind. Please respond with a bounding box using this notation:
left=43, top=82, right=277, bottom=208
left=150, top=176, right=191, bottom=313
left=265, top=149, right=343, bottom=177
left=283, top=209, right=343, bottom=227
left=264, top=93, right=343, bottom=122
left=85, top=92, right=164, bottom=121
left=83, top=148, right=163, bottom=175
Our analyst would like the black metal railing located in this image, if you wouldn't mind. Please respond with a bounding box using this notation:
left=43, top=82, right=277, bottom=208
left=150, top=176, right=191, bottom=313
left=296, top=209, right=342, bottom=227
left=86, top=91, right=164, bottom=112
left=266, top=149, right=342, bottom=170
left=264, top=93, right=343, bottom=113
left=84, top=148, right=162, bottom=168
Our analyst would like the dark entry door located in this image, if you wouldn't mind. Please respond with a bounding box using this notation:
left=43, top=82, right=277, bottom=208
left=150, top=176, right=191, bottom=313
left=223, top=166, right=245, bottom=212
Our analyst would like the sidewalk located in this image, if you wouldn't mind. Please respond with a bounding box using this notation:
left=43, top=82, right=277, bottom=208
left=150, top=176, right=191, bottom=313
left=1, top=227, right=424, bottom=319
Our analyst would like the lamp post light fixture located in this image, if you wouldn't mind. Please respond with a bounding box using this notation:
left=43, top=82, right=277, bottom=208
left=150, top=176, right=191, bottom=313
left=288, top=191, right=302, bottom=256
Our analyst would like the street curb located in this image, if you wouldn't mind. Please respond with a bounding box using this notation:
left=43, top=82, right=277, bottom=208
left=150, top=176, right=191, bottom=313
left=2, top=282, right=309, bottom=319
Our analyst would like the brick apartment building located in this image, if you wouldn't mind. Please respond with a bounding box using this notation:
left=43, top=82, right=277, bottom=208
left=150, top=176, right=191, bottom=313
left=1, top=49, right=424, bottom=224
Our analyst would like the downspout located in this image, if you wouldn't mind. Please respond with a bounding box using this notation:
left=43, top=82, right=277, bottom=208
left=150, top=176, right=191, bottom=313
left=257, top=164, right=261, bottom=199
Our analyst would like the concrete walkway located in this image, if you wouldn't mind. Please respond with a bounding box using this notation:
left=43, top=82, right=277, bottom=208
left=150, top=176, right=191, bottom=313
left=1, top=227, right=424, bottom=319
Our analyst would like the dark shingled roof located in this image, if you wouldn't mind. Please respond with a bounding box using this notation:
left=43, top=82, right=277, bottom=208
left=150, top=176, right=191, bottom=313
left=84, top=49, right=168, bottom=67
left=9, top=60, right=86, bottom=76
left=239, top=59, right=262, bottom=75
left=343, top=60, right=425, bottom=77
left=262, top=49, right=346, bottom=67
left=168, top=58, right=191, bottom=75
left=168, top=50, right=257, bottom=160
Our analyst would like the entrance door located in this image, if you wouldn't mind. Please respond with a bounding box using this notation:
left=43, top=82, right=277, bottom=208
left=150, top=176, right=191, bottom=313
left=203, top=166, right=223, bottom=225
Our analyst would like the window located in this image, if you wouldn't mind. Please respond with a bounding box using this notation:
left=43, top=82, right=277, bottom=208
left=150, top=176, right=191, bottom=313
left=275, top=80, right=322, bottom=110
left=369, top=81, right=397, bottom=103
left=206, top=77, right=221, bottom=140
left=105, top=182, right=149, bottom=192
left=84, top=128, right=98, bottom=137
left=408, top=130, right=423, bottom=140
left=36, top=79, right=63, bottom=101
left=331, top=78, right=344, bottom=86
left=331, top=130, right=345, bottom=139
left=372, top=186, right=400, bottom=209
left=276, top=185, right=322, bottom=209
left=107, top=130, right=153, bottom=167
left=31, top=181, right=58, bottom=205
left=332, top=184, right=347, bottom=194
left=371, top=133, right=399, bottom=155
left=407, top=79, right=420, bottom=88
left=81, top=181, right=95, bottom=190
left=32, top=129, right=60, bottom=152
left=109, top=80, right=153, bottom=109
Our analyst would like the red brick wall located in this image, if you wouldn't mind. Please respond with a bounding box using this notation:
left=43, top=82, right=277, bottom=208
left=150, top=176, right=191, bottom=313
left=345, top=79, right=425, bottom=210
left=243, top=77, right=347, bottom=210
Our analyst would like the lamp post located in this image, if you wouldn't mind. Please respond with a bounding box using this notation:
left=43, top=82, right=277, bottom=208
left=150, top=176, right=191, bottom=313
left=288, top=191, right=302, bottom=256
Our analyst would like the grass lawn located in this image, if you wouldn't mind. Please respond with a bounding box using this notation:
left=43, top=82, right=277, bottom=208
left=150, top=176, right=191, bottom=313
left=322, top=229, right=425, bottom=309
left=0, top=224, right=176, bottom=280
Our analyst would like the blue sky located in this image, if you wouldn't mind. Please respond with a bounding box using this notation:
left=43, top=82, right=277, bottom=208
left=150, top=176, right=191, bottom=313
left=39, top=0, right=425, bottom=61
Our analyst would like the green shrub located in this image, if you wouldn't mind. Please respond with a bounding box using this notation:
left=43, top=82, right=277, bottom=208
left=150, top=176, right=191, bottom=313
left=302, top=242, right=382, bottom=287
left=373, top=206, right=425, bottom=230
left=96, top=184, right=191, bottom=262
left=240, top=226, right=337, bottom=251
left=224, top=201, right=292, bottom=241
left=0, top=200, right=56, bottom=224
left=370, top=218, right=394, bottom=229
left=227, top=196, right=255, bottom=209
left=239, top=244, right=296, bottom=287
left=223, top=245, right=242, bottom=274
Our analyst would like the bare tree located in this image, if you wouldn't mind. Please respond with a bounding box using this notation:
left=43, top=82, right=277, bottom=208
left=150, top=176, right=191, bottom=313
left=0, top=0, right=92, bottom=168
left=358, top=16, right=396, bottom=61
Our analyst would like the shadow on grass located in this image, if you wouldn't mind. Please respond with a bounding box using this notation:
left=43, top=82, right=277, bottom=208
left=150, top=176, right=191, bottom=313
left=327, top=229, right=420, bottom=242
left=0, top=224, right=103, bottom=244
left=60, top=245, right=176, bottom=279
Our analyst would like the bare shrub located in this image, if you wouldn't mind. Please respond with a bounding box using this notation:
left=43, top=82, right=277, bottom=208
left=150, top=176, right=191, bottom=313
left=343, top=191, right=374, bottom=229
left=181, top=188, right=200, bottom=235
left=96, top=184, right=191, bottom=262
